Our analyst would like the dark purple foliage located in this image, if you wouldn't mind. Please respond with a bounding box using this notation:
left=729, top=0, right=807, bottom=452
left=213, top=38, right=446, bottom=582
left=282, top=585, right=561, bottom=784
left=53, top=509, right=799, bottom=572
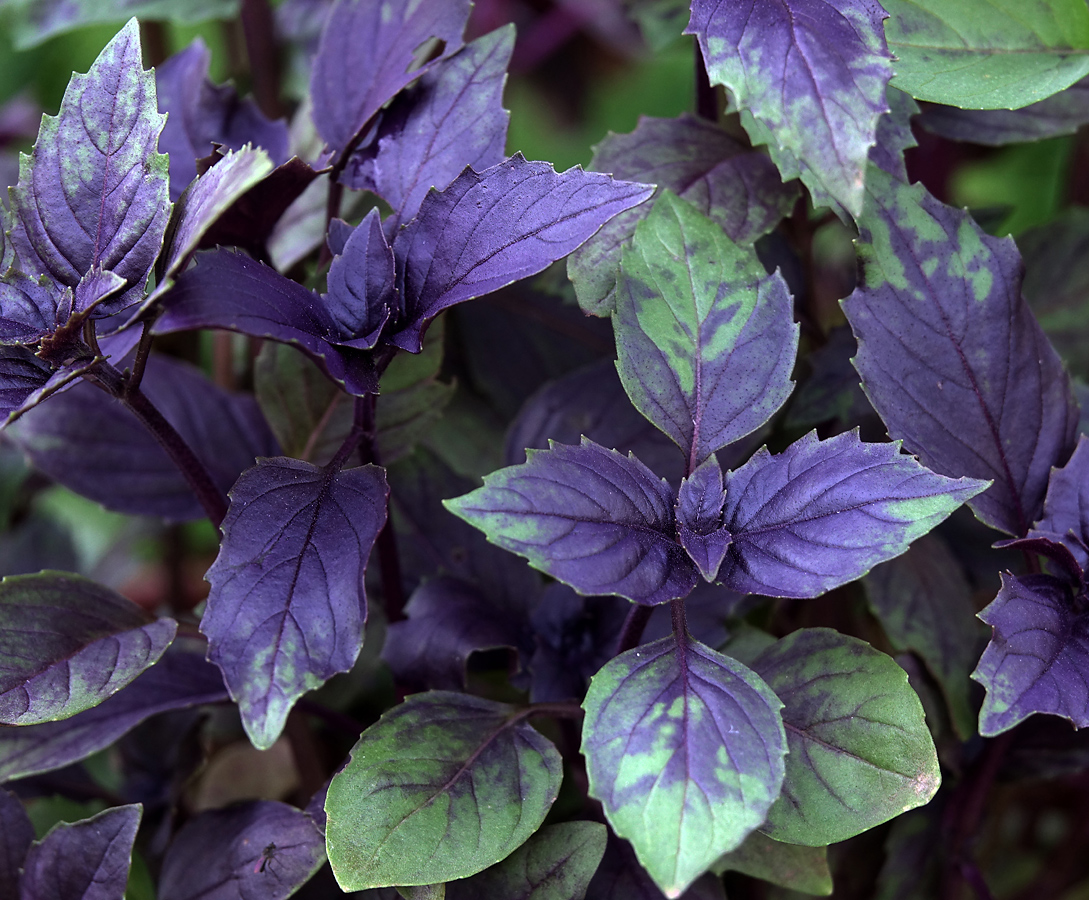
left=0, top=788, right=33, bottom=898
left=675, top=457, right=731, bottom=581
left=1026, top=434, right=1089, bottom=570
left=323, top=209, right=395, bottom=348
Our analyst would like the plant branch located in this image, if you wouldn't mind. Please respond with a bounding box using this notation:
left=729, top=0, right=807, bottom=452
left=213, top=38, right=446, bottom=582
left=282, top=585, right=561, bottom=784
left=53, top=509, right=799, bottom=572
left=240, top=0, right=284, bottom=119
left=615, top=603, right=653, bottom=655
left=125, top=322, right=154, bottom=397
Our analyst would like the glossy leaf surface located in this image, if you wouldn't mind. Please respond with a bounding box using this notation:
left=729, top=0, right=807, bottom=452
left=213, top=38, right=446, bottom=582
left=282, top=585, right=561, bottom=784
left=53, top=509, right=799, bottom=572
left=325, top=692, right=562, bottom=890
left=0, top=789, right=33, bottom=899
left=582, top=632, right=786, bottom=897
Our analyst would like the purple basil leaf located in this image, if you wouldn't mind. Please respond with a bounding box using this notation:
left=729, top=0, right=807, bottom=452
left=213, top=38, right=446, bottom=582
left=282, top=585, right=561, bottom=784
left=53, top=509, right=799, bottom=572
left=582, top=632, right=786, bottom=896
left=154, top=249, right=379, bottom=395
left=392, top=155, right=655, bottom=351
left=0, top=270, right=68, bottom=345
left=202, top=457, right=388, bottom=749
left=156, top=38, right=289, bottom=200
left=10, top=354, right=278, bottom=520
left=675, top=456, right=731, bottom=582
left=343, top=25, right=514, bottom=227
left=686, top=0, right=893, bottom=216
left=323, top=208, right=394, bottom=347
left=0, top=355, right=98, bottom=427
left=869, top=86, right=920, bottom=182
left=309, top=0, right=471, bottom=154
left=568, top=113, right=798, bottom=316
left=718, top=430, right=988, bottom=598
left=586, top=829, right=727, bottom=900
left=159, top=800, right=325, bottom=900
left=444, top=437, right=698, bottom=606
left=0, top=571, right=176, bottom=725
left=973, top=573, right=1089, bottom=735
left=0, top=789, right=33, bottom=898
left=999, top=534, right=1086, bottom=586
left=614, top=192, right=798, bottom=469
left=0, top=639, right=226, bottom=782
left=1028, top=433, right=1089, bottom=570
left=8, top=20, right=170, bottom=315
left=20, top=804, right=141, bottom=900
left=842, top=166, right=1079, bottom=536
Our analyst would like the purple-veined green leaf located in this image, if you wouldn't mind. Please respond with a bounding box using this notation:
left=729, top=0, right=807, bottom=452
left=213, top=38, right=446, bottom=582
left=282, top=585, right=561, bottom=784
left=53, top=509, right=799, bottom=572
left=325, top=691, right=562, bottom=890
left=843, top=165, right=1079, bottom=537
left=203, top=457, right=387, bottom=750
left=567, top=113, right=797, bottom=316
left=0, top=572, right=175, bottom=725
left=614, top=192, right=797, bottom=470
left=752, top=628, right=940, bottom=845
left=392, top=155, right=654, bottom=351
left=586, top=830, right=727, bottom=900
left=0, top=789, right=33, bottom=898
left=20, top=804, right=141, bottom=900
left=582, top=631, right=786, bottom=897
left=310, top=0, right=471, bottom=154
left=444, top=437, right=698, bottom=606
left=712, top=830, right=832, bottom=895
left=687, top=0, right=893, bottom=216
left=718, top=430, right=987, bottom=598
left=674, top=456, right=731, bottom=582
left=973, top=573, right=1089, bottom=736
left=7, top=19, right=170, bottom=315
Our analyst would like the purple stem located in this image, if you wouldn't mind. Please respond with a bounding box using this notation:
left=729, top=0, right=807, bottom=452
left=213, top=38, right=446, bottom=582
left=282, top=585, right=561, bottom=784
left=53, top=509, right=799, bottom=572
left=616, top=603, right=654, bottom=655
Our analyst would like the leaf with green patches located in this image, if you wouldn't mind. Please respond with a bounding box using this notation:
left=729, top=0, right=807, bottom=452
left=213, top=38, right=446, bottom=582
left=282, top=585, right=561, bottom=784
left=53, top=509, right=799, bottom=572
left=582, top=631, right=786, bottom=897
left=614, top=193, right=798, bottom=470
left=712, top=830, right=832, bottom=896
left=752, top=628, right=941, bottom=846
left=325, top=692, right=563, bottom=890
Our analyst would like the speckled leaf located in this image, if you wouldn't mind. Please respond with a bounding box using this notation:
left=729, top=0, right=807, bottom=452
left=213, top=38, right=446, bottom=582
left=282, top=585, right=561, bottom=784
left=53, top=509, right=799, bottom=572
left=159, top=801, right=326, bottom=900
left=203, top=457, right=388, bottom=749
left=614, top=193, right=797, bottom=468
left=0, top=789, right=33, bottom=898
left=752, top=628, right=940, bottom=845
left=687, top=0, right=893, bottom=216
left=712, top=830, right=832, bottom=895
left=567, top=113, right=797, bottom=316
left=675, top=456, right=731, bottom=582
left=0, top=572, right=175, bottom=725
left=446, top=821, right=607, bottom=900
left=325, top=691, right=562, bottom=890
left=444, top=437, right=698, bottom=606
left=718, top=430, right=987, bottom=598
left=973, top=573, right=1089, bottom=735
left=883, top=0, right=1089, bottom=110
left=844, top=167, right=1079, bottom=536
left=392, top=155, right=654, bottom=351
left=7, top=20, right=170, bottom=314
left=20, top=804, right=141, bottom=900
left=324, top=209, right=395, bottom=348
left=582, top=632, right=785, bottom=897
left=344, top=26, right=514, bottom=227
left=310, top=0, right=471, bottom=154
left=863, top=534, right=984, bottom=740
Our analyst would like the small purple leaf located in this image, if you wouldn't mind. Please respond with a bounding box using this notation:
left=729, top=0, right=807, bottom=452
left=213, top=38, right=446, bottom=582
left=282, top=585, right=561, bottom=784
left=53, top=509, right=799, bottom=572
left=869, top=86, right=920, bottom=182
left=1027, top=434, right=1089, bottom=571
left=310, top=0, right=471, bottom=154
left=0, top=572, right=176, bottom=725
left=344, top=25, right=514, bottom=226
left=444, top=437, right=698, bottom=606
left=686, top=0, right=893, bottom=216
left=0, top=354, right=98, bottom=427
left=159, top=801, right=325, bottom=900
left=202, top=457, right=388, bottom=749
left=973, top=573, right=1089, bottom=735
left=582, top=632, right=786, bottom=896
left=8, top=19, right=170, bottom=315
left=0, top=270, right=68, bottom=345
left=843, top=166, right=1079, bottom=536
left=614, top=192, right=798, bottom=469
left=675, top=456, right=731, bottom=582
left=0, top=789, right=33, bottom=899
left=20, top=804, right=141, bottom=900
left=323, top=208, right=394, bottom=348
left=718, top=430, right=989, bottom=598
left=392, top=155, right=654, bottom=351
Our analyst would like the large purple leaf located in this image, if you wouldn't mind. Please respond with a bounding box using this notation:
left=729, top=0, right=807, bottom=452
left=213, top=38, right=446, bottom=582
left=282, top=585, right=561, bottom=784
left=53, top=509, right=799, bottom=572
left=0, top=789, right=33, bottom=898
left=10, top=354, right=279, bottom=521
left=0, top=572, right=175, bottom=725
left=392, top=155, right=655, bottom=351
left=309, top=0, right=471, bottom=154
left=718, top=430, right=988, bottom=598
left=568, top=113, right=798, bottom=316
left=159, top=801, right=325, bottom=900
left=0, top=640, right=226, bottom=782
left=614, top=192, right=798, bottom=469
left=444, top=437, right=698, bottom=606
left=843, top=166, right=1079, bottom=536
left=686, top=0, right=893, bottom=217
left=154, top=250, right=379, bottom=395
left=582, top=631, right=786, bottom=896
left=323, top=209, right=395, bottom=348
left=202, top=457, right=388, bottom=749
left=343, top=25, right=514, bottom=227
left=156, top=38, right=288, bottom=200
left=20, top=804, right=141, bottom=900
left=973, top=573, right=1089, bottom=735
left=7, top=20, right=170, bottom=315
